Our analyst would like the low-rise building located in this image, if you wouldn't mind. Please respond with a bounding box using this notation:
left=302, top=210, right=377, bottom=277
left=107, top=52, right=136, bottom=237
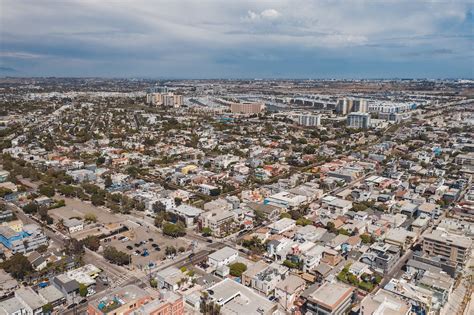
left=207, top=246, right=238, bottom=269
left=274, top=275, right=306, bottom=311
left=205, top=278, right=277, bottom=315
left=88, top=285, right=152, bottom=315
left=304, top=281, right=354, bottom=315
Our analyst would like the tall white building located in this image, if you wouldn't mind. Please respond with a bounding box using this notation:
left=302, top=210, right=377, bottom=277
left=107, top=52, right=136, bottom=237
left=347, top=112, right=371, bottom=129
left=296, top=113, right=321, bottom=127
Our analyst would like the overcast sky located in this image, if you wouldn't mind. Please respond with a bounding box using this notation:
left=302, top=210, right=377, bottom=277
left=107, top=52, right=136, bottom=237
left=1, top=0, right=473, bottom=78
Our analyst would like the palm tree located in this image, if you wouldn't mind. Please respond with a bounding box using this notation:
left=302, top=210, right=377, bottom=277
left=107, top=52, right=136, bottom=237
left=56, top=218, right=65, bottom=232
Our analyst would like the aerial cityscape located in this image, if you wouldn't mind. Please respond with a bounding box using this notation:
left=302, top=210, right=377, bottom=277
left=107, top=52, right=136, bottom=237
left=0, top=1, right=473, bottom=315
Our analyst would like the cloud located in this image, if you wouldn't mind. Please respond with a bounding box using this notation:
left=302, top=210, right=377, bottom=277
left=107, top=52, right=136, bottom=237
left=0, top=0, right=472, bottom=77
left=0, top=51, right=45, bottom=59
left=246, top=8, right=281, bottom=21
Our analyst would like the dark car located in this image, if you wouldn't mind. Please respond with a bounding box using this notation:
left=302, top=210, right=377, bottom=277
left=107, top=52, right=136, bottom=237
left=154, top=247, right=161, bottom=251
left=126, top=245, right=133, bottom=250
left=148, top=238, right=154, bottom=242
left=67, top=303, right=77, bottom=309
left=207, top=239, right=213, bottom=243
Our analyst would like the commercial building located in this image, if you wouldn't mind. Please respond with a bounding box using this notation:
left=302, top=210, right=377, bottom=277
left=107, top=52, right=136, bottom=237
left=422, top=230, right=472, bottom=267
left=88, top=285, right=152, bottom=315
left=304, top=281, right=354, bottom=315
left=230, top=102, right=265, bottom=114
left=207, top=246, right=238, bottom=269
left=347, top=112, right=371, bottom=129
left=133, top=290, right=184, bottom=315
left=206, top=278, right=278, bottom=315
left=359, top=289, right=411, bottom=315
left=0, top=224, right=48, bottom=254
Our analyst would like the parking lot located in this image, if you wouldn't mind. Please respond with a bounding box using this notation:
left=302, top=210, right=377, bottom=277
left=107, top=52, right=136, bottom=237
left=101, top=225, right=191, bottom=270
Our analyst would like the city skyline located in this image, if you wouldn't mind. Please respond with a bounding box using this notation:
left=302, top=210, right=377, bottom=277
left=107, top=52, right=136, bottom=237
left=1, top=0, right=473, bottom=78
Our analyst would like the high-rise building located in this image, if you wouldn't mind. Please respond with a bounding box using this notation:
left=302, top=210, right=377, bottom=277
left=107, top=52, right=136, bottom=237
left=347, top=112, right=371, bottom=129
left=146, top=92, right=183, bottom=107
left=295, top=113, right=321, bottom=127
left=230, top=102, right=265, bottom=114
left=336, top=98, right=368, bottom=114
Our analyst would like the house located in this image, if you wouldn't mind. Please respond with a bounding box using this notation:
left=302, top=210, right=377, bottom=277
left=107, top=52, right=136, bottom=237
left=242, top=261, right=269, bottom=286
left=38, top=285, right=66, bottom=308
left=295, top=226, right=326, bottom=243
left=268, top=218, right=296, bottom=234
left=250, top=263, right=289, bottom=296
left=52, top=274, right=80, bottom=304
left=359, top=243, right=400, bottom=273
left=15, top=287, right=47, bottom=315
left=274, top=275, right=306, bottom=311
left=0, top=270, right=19, bottom=297
left=155, top=267, right=183, bottom=291
left=325, top=197, right=353, bottom=216
left=63, top=218, right=84, bottom=234
left=304, top=281, right=354, bottom=315
left=207, top=247, right=238, bottom=269
left=27, top=251, right=47, bottom=271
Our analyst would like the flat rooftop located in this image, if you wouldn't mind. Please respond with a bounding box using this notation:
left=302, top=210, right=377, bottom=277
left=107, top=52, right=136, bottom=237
left=308, top=281, right=354, bottom=311
left=207, top=278, right=276, bottom=315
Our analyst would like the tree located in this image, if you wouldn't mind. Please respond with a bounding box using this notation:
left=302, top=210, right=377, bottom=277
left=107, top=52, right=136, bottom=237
left=360, top=234, right=374, bottom=244
left=279, top=212, right=292, bottom=219
left=296, top=217, right=312, bottom=226
left=201, top=227, right=212, bottom=237
left=283, top=260, right=298, bottom=269
left=64, top=238, right=85, bottom=256
left=82, top=235, right=100, bottom=251
left=96, top=156, right=106, bottom=165
left=79, top=283, right=88, bottom=297
left=150, top=278, right=158, bottom=288
left=162, top=222, right=186, bottom=237
left=23, top=202, right=39, bottom=214
left=326, top=221, right=337, bottom=233
left=91, top=193, right=105, bottom=206
left=103, top=246, right=130, bottom=265
left=104, top=175, right=112, bottom=188
left=165, top=246, right=177, bottom=256
left=39, top=184, right=55, bottom=197
left=152, top=201, right=166, bottom=213
left=84, top=212, right=97, bottom=223
left=154, top=211, right=169, bottom=228
left=1, top=253, right=33, bottom=280
left=229, top=262, right=247, bottom=277
left=178, top=246, right=186, bottom=253
left=0, top=187, right=12, bottom=198
left=42, top=303, right=53, bottom=314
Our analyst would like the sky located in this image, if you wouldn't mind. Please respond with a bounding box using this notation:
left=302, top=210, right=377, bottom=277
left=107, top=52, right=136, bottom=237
left=0, top=0, right=473, bottom=79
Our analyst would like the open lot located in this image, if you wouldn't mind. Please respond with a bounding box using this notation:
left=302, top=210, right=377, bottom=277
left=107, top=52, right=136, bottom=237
left=49, top=197, right=124, bottom=224
left=101, top=225, right=191, bottom=270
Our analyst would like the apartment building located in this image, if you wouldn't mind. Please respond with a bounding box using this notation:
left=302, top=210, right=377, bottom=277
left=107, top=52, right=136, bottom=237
left=230, top=102, right=265, bottom=114
left=422, top=230, right=472, bottom=267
